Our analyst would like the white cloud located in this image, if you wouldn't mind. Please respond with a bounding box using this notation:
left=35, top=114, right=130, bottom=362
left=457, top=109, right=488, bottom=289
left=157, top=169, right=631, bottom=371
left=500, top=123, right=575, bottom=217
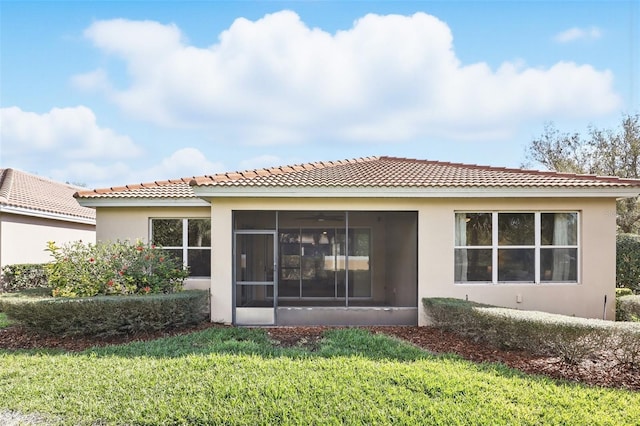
left=239, top=154, right=282, bottom=170
left=0, top=106, right=142, bottom=160
left=75, top=11, right=620, bottom=145
left=70, top=69, right=111, bottom=92
left=0, top=106, right=223, bottom=188
left=140, top=147, right=224, bottom=180
left=49, top=161, right=133, bottom=187
left=49, top=148, right=224, bottom=188
left=554, top=26, right=602, bottom=43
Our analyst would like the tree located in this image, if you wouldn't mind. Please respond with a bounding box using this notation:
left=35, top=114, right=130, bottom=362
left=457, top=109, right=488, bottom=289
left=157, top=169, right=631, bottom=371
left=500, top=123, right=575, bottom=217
left=524, top=123, right=589, bottom=174
left=524, top=113, right=640, bottom=233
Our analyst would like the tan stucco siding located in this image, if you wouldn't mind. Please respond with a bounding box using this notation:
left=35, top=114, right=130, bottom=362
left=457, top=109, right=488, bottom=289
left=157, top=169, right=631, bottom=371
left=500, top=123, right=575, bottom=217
left=93, top=196, right=619, bottom=325
left=211, top=196, right=617, bottom=324
left=0, top=212, right=95, bottom=267
left=95, top=207, right=210, bottom=243
left=95, top=206, right=211, bottom=291
left=417, top=197, right=617, bottom=324
left=210, top=204, right=233, bottom=323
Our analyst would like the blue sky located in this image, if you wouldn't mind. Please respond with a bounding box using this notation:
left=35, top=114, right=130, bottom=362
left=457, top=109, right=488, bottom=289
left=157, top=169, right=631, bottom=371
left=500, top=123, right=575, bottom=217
left=1, top=0, right=638, bottom=188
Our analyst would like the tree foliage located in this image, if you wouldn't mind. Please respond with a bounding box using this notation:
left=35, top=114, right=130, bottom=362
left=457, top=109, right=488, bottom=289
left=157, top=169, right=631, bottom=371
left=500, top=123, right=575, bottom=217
left=524, top=114, right=640, bottom=233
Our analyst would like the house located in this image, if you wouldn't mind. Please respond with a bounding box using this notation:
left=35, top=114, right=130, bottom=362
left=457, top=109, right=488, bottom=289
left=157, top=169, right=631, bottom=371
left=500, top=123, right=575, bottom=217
left=75, top=156, right=640, bottom=326
left=0, top=168, right=96, bottom=267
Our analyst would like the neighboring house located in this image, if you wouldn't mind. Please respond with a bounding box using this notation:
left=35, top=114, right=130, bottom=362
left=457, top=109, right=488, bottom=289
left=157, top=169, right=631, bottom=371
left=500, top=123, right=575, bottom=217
left=75, top=156, right=640, bottom=326
left=0, top=168, right=96, bottom=267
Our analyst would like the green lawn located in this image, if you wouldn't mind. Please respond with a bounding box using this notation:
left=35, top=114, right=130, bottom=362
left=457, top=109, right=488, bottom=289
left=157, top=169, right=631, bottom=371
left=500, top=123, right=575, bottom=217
left=1, top=327, right=638, bottom=425
left=0, top=312, right=10, bottom=329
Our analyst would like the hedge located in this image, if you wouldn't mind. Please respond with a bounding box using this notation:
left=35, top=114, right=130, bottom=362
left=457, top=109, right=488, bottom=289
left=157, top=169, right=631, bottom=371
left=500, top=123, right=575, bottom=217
left=423, top=297, right=640, bottom=367
left=0, top=290, right=209, bottom=337
left=616, top=233, right=640, bottom=293
left=0, top=264, right=49, bottom=293
left=617, top=295, right=640, bottom=322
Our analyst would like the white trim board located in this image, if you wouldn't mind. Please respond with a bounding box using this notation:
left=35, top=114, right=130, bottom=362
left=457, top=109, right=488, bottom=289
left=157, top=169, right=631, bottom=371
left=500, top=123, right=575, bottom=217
left=192, top=186, right=640, bottom=199
left=0, top=205, right=96, bottom=225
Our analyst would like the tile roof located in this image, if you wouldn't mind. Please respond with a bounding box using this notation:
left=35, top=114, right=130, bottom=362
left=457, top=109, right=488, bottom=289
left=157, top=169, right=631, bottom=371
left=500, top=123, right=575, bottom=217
left=75, top=156, right=640, bottom=200
left=75, top=177, right=197, bottom=199
left=191, top=156, right=640, bottom=188
left=0, top=168, right=96, bottom=222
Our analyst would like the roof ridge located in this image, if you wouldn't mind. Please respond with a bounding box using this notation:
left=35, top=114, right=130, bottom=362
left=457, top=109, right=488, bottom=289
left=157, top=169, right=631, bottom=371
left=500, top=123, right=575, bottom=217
left=76, top=156, right=385, bottom=194
left=75, top=175, right=207, bottom=198
left=0, top=168, right=14, bottom=203
left=10, top=168, right=89, bottom=190
left=378, top=156, right=640, bottom=183
left=190, top=156, right=381, bottom=186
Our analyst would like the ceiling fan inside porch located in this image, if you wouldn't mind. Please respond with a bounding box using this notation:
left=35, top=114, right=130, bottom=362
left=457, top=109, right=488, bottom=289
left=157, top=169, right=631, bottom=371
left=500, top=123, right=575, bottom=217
left=295, top=213, right=344, bottom=222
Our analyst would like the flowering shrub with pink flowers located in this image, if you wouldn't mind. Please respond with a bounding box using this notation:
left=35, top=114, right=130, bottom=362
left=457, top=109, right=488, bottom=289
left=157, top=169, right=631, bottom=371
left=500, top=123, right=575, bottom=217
left=45, top=240, right=189, bottom=297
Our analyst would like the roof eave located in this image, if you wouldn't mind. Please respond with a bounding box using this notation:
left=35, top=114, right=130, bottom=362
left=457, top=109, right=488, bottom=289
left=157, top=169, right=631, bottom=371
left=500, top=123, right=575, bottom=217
left=0, top=205, right=96, bottom=225
left=76, top=197, right=211, bottom=208
left=191, top=185, right=640, bottom=199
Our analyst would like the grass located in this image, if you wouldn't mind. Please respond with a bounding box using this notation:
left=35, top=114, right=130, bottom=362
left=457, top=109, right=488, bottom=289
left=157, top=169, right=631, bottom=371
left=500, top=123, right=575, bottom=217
left=1, top=327, right=639, bottom=425
left=0, top=312, right=10, bottom=329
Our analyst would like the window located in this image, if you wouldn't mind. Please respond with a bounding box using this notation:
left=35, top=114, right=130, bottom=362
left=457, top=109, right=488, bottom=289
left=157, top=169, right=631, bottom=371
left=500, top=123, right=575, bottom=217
left=455, top=212, right=578, bottom=284
left=454, top=213, right=492, bottom=282
left=151, top=218, right=211, bottom=277
left=540, top=213, right=578, bottom=282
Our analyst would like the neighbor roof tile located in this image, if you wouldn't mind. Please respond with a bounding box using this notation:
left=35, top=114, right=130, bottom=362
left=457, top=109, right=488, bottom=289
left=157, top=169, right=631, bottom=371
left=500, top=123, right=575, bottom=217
left=0, top=168, right=96, bottom=221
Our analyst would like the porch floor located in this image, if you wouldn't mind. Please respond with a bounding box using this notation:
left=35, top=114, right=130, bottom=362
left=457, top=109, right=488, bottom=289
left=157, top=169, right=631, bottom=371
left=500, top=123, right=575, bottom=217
left=277, top=300, right=393, bottom=307
left=276, top=306, right=418, bottom=326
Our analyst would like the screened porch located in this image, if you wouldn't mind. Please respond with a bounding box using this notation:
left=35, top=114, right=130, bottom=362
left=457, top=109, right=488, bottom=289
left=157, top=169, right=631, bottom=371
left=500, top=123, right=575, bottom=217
left=233, top=211, right=418, bottom=325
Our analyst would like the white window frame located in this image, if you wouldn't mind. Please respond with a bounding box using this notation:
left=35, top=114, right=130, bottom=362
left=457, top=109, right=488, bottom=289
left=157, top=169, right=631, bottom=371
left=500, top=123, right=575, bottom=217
left=149, top=218, right=211, bottom=278
left=454, top=211, right=580, bottom=284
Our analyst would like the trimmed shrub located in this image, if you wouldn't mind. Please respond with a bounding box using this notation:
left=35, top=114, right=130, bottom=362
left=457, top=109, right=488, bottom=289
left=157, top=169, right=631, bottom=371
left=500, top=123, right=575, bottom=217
left=423, top=297, right=640, bottom=367
left=421, top=297, right=488, bottom=336
left=616, top=288, right=634, bottom=320
left=611, top=325, right=640, bottom=368
left=617, top=295, right=640, bottom=322
left=616, top=233, right=640, bottom=293
left=0, top=290, right=209, bottom=336
left=46, top=240, right=189, bottom=297
left=0, top=264, right=49, bottom=293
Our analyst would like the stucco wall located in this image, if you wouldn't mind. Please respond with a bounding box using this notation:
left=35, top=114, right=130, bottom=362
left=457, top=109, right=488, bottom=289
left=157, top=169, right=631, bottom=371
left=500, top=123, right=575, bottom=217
left=417, top=197, right=617, bottom=324
left=209, top=196, right=617, bottom=325
left=95, top=206, right=210, bottom=243
left=0, top=212, right=95, bottom=267
left=95, top=206, right=212, bottom=291
left=94, top=196, right=618, bottom=325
